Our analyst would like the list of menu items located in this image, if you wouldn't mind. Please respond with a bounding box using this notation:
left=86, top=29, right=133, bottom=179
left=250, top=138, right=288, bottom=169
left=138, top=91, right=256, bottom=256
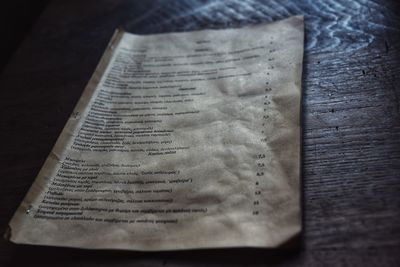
left=8, top=16, right=304, bottom=250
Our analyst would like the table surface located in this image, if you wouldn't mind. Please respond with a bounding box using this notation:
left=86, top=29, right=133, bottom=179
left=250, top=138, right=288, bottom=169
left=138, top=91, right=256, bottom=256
left=0, top=0, right=399, bottom=266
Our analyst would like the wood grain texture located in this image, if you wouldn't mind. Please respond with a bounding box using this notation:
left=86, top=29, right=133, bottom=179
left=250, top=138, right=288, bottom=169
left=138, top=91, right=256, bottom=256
left=0, top=0, right=399, bottom=266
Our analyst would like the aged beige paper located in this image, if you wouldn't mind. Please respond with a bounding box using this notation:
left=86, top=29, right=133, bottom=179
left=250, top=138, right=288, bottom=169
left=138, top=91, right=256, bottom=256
left=8, top=16, right=304, bottom=251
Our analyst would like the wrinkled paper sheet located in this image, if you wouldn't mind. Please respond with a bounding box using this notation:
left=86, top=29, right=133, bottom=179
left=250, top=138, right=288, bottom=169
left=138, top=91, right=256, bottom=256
left=8, top=16, right=304, bottom=250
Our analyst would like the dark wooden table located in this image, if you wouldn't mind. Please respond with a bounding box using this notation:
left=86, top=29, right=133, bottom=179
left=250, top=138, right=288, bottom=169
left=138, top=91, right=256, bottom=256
left=0, top=0, right=399, bottom=266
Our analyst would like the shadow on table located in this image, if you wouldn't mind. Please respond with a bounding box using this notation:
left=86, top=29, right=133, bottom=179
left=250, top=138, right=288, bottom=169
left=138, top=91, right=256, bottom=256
left=2, top=236, right=302, bottom=267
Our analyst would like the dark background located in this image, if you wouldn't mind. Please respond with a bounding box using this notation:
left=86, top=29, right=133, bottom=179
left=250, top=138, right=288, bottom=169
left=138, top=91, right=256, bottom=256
left=0, top=0, right=399, bottom=266
left=0, top=0, right=49, bottom=71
